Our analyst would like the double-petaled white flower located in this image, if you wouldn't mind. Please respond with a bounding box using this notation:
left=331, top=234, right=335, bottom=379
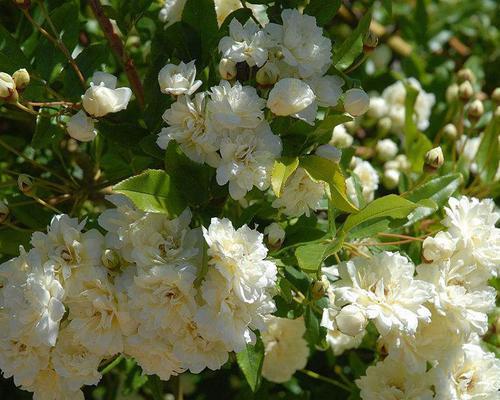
left=158, top=60, right=202, bottom=96
left=267, top=78, right=317, bottom=124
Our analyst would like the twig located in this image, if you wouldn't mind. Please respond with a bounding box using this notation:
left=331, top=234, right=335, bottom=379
left=27, top=101, right=80, bottom=109
left=13, top=102, right=38, bottom=115
left=299, top=369, right=352, bottom=392
left=88, top=0, right=145, bottom=108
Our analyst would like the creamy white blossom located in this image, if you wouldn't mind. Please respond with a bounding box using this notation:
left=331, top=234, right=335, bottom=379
left=375, top=138, right=398, bottom=161
left=158, top=60, right=202, bottom=96
left=305, top=75, right=344, bottom=107
left=330, top=124, right=353, bottom=148
left=158, top=0, right=187, bottom=26
left=66, top=110, right=97, bottom=142
left=267, top=78, right=317, bottom=124
left=346, top=157, right=379, bottom=207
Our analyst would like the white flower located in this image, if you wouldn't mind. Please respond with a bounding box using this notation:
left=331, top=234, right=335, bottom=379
left=207, top=80, right=266, bottom=130
left=51, top=329, right=102, bottom=391
left=267, top=78, right=317, bottom=124
left=159, top=93, right=220, bottom=166
left=335, top=304, right=368, bottom=337
left=265, top=9, right=332, bottom=79
left=422, top=231, right=457, bottom=262
left=375, top=138, right=398, bottom=161
left=215, top=122, right=282, bottom=200
left=65, top=267, right=127, bottom=356
left=344, top=88, right=370, bottom=116
left=219, top=18, right=269, bottom=67
left=305, top=75, right=344, bottom=107
left=158, top=0, right=187, bottom=26
left=158, top=60, right=202, bottom=96
left=264, top=223, right=285, bottom=247
left=346, top=157, right=379, bottom=206
left=443, top=196, right=500, bottom=277
left=23, top=367, right=85, bottom=400
left=434, top=343, right=500, bottom=400
left=330, top=124, right=353, bottom=148
left=333, top=252, right=433, bottom=336
left=261, top=316, right=309, bottom=383
left=66, top=110, right=97, bottom=142
left=81, top=72, right=132, bottom=117
left=272, top=167, right=325, bottom=217
left=356, top=358, right=434, bottom=400
left=202, top=217, right=277, bottom=304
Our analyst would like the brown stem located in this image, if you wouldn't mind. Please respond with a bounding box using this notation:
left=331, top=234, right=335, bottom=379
left=27, top=101, right=81, bottom=109
left=88, top=0, right=145, bottom=109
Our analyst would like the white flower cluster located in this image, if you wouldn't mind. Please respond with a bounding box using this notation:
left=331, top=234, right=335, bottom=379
left=321, top=196, right=500, bottom=399
left=0, top=194, right=278, bottom=399
left=368, top=77, right=435, bottom=133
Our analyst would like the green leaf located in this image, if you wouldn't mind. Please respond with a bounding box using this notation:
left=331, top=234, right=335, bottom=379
left=32, top=111, right=64, bottom=149
left=381, top=0, right=392, bottom=16
left=236, top=335, right=265, bottom=392
left=403, top=84, right=433, bottom=172
left=342, top=195, right=418, bottom=233
left=295, top=236, right=344, bottom=272
left=333, top=8, right=372, bottom=69
left=300, top=155, right=358, bottom=213
left=306, top=114, right=353, bottom=146
left=304, top=307, right=320, bottom=346
left=146, top=375, right=164, bottom=400
left=414, top=0, right=428, bottom=45
left=114, top=169, right=185, bottom=215
left=475, top=114, right=500, bottom=183
left=304, top=0, right=341, bottom=26
left=0, top=229, right=31, bottom=256
left=0, top=25, right=30, bottom=73
left=271, top=157, right=299, bottom=197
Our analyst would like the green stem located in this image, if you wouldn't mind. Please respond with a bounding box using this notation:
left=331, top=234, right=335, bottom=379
left=299, top=369, right=352, bottom=392
left=99, top=355, right=124, bottom=375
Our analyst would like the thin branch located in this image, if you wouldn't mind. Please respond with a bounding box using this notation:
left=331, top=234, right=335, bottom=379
left=299, top=369, right=352, bottom=392
left=88, top=0, right=145, bottom=108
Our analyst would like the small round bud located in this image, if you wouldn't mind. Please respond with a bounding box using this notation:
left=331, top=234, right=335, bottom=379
left=102, top=249, right=121, bottom=270
left=0, top=72, right=18, bottom=102
left=425, top=146, right=444, bottom=170
left=467, top=99, right=484, bottom=119
left=264, top=222, right=285, bottom=249
left=457, top=68, right=475, bottom=83
left=492, top=87, right=500, bottom=104
left=311, top=277, right=329, bottom=300
left=315, top=144, right=342, bottom=162
left=256, top=62, right=280, bottom=87
left=218, top=58, right=237, bottom=80
left=12, top=68, right=30, bottom=90
left=382, top=168, right=400, bottom=190
left=458, top=81, right=474, bottom=101
left=344, top=88, right=370, bottom=116
left=443, top=123, right=458, bottom=140
left=446, top=84, right=459, bottom=103
left=17, top=174, right=33, bottom=194
left=375, top=138, right=398, bottom=161
left=377, top=116, right=392, bottom=133
left=335, top=305, right=368, bottom=337
left=363, top=30, right=378, bottom=53
left=0, top=201, right=9, bottom=224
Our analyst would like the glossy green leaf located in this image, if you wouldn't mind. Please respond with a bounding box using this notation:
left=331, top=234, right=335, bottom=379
left=304, top=0, right=341, bottom=26
left=271, top=157, right=299, bottom=197
left=475, top=114, right=500, bottom=183
left=236, top=335, right=265, bottom=392
left=114, top=169, right=185, bottom=215
left=295, top=236, right=344, bottom=272
left=0, top=25, right=30, bottom=73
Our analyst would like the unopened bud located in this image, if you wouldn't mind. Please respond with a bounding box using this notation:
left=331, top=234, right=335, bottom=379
left=446, top=84, right=459, bottom=103
left=12, top=68, right=30, bottom=90
left=218, top=58, right=237, bottom=80
left=0, top=202, right=9, bottom=224
left=256, top=62, right=280, bottom=87
left=443, top=123, right=458, bottom=140
left=311, top=277, right=329, bottom=300
left=425, top=146, right=444, bottom=171
left=17, top=174, right=33, bottom=194
left=0, top=72, right=18, bottom=102
left=363, top=31, right=378, bottom=53
left=264, top=222, right=285, bottom=249
left=382, top=168, right=400, bottom=190
left=467, top=99, right=484, bottom=120
left=492, top=87, right=500, bottom=104
left=344, top=88, right=370, bottom=116
left=457, top=68, right=475, bottom=83
left=102, top=249, right=121, bottom=269
left=458, top=81, right=474, bottom=101
left=377, top=116, right=392, bottom=133
left=335, top=305, right=367, bottom=337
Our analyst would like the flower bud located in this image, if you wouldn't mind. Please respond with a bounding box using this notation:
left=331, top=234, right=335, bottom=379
left=311, top=277, right=330, bottom=300
left=330, top=125, right=353, bottom=149
left=264, top=222, right=285, bottom=248
left=457, top=68, right=475, bottom=83
left=492, top=87, right=500, bottom=104
left=375, top=138, right=398, bottom=161
left=218, top=58, right=237, bottom=80
left=67, top=110, right=97, bottom=142
left=256, top=62, right=280, bottom=87
left=102, top=249, right=121, bottom=270
left=443, top=123, right=458, bottom=140
left=382, top=168, right=400, bottom=190
left=12, top=68, right=30, bottom=90
left=0, top=201, right=9, bottom=224
left=0, top=72, right=18, bottom=102
left=395, top=154, right=410, bottom=171
left=363, top=30, right=378, bottom=53
left=425, top=146, right=444, bottom=171
left=315, top=144, right=342, bottom=162
left=17, top=174, right=33, bottom=194
left=344, top=88, right=370, bottom=116
left=467, top=99, right=484, bottom=119
left=446, top=84, right=459, bottom=103
left=422, top=231, right=456, bottom=262
left=458, top=81, right=473, bottom=101
left=377, top=116, right=392, bottom=133
left=335, top=305, right=367, bottom=337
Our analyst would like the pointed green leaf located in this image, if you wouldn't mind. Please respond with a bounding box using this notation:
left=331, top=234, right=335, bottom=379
left=237, top=336, right=265, bottom=392
left=271, top=157, right=299, bottom=197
